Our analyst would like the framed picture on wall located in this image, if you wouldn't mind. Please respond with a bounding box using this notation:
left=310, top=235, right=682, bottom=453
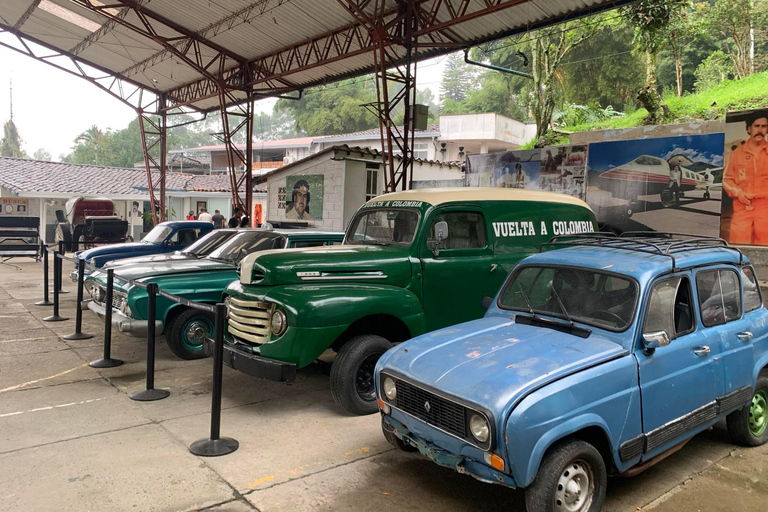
left=196, top=201, right=207, bottom=215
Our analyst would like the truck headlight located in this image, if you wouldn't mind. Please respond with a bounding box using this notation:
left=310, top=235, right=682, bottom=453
left=383, top=377, right=397, bottom=401
left=469, top=414, right=490, bottom=443
left=92, top=286, right=105, bottom=303
left=270, top=309, right=287, bottom=336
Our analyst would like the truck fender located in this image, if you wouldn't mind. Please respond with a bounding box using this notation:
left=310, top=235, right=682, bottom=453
left=754, top=352, right=768, bottom=383
left=518, top=413, right=612, bottom=488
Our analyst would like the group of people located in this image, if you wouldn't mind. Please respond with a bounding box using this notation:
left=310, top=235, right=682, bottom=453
left=186, top=207, right=249, bottom=229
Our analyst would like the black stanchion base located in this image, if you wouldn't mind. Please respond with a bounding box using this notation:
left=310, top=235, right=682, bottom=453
left=63, top=332, right=94, bottom=340
left=34, top=300, right=54, bottom=306
left=43, top=315, right=69, bottom=322
left=129, top=388, right=170, bottom=401
left=189, top=437, right=239, bottom=457
left=89, top=357, right=124, bottom=368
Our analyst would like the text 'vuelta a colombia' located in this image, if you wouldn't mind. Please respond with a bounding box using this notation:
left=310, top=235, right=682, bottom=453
left=493, top=220, right=594, bottom=237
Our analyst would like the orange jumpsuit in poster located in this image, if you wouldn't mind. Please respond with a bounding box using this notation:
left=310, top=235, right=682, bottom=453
left=723, top=140, right=768, bottom=244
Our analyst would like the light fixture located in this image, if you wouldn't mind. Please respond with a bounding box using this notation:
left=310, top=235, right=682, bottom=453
left=458, top=146, right=465, bottom=158
left=439, top=142, right=447, bottom=153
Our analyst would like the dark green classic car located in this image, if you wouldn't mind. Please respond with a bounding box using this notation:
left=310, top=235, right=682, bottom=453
left=84, top=228, right=343, bottom=359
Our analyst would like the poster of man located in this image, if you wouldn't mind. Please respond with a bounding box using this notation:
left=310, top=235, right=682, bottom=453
left=539, top=145, right=587, bottom=200
left=586, top=134, right=723, bottom=234
left=720, top=109, right=768, bottom=245
left=465, top=150, right=540, bottom=190
left=285, top=175, right=323, bottom=221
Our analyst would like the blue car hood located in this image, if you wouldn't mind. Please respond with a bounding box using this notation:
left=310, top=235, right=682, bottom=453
left=79, top=242, right=156, bottom=263
left=381, top=316, right=626, bottom=415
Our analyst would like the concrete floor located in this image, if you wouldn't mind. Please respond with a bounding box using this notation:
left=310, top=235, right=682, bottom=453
left=0, top=258, right=766, bottom=512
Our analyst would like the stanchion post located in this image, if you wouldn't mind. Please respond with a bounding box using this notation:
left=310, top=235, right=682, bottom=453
left=90, top=268, right=123, bottom=368
left=189, top=303, right=239, bottom=457
left=129, top=282, right=169, bottom=401
left=57, top=241, right=69, bottom=294
left=43, top=250, right=68, bottom=322
left=35, top=242, right=53, bottom=306
left=63, top=257, right=93, bottom=340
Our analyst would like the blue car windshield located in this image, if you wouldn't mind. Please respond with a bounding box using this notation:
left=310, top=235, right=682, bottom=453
left=206, top=231, right=286, bottom=263
left=142, top=225, right=173, bottom=244
left=498, top=266, right=637, bottom=331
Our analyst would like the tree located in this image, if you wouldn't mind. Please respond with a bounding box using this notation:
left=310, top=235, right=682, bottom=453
left=699, top=0, right=768, bottom=79
left=621, top=0, right=689, bottom=124
left=74, top=124, right=104, bottom=145
left=33, top=148, right=52, bottom=161
left=664, top=4, right=700, bottom=97
left=439, top=52, right=479, bottom=106
left=1, top=119, right=27, bottom=158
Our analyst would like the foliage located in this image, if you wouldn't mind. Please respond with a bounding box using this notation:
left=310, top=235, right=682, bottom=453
left=1, top=119, right=26, bottom=158
left=439, top=52, right=479, bottom=106
left=552, top=103, right=625, bottom=127
left=74, top=125, right=104, bottom=145
left=32, top=148, right=52, bottom=161
left=694, top=50, right=737, bottom=91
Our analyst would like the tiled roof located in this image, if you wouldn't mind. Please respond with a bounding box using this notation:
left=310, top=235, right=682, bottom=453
left=314, top=124, right=441, bottom=141
left=177, top=136, right=316, bottom=153
left=0, top=157, right=265, bottom=196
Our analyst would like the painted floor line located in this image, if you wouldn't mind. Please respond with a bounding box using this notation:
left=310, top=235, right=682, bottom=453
left=0, top=397, right=107, bottom=418
left=0, top=363, right=88, bottom=393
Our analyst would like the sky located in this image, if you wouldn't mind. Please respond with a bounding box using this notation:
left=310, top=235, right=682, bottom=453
left=0, top=45, right=448, bottom=161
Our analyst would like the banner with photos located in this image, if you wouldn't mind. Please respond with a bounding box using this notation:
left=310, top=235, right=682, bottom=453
left=1, top=198, right=29, bottom=215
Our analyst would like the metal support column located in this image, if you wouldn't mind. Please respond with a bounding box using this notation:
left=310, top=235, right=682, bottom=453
left=137, top=93, right=167, bottom=225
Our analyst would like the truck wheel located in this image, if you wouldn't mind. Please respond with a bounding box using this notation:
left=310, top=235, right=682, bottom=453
left=382, top=417, right=417, bottom=452
left=727, top=374, right=768, bottom=447
left=166, top=308, right=213, bottom=360
left=525, top=439, right=606, bottom=512
left=330, top=334, right=393, bottom=415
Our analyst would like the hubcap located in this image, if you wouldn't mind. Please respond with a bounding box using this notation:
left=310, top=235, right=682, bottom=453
left=183, top=319, right=211, bottom=350
left=355, top=352, right=383, bottom=401
left=749, top=390, right=767, bottom=437
left=554, top=460, right=594, bottom=512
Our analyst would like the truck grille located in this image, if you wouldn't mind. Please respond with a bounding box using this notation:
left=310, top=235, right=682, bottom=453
left=394, top=379, right=467, bottom=439
left=227, top=297, right=273, bottom=344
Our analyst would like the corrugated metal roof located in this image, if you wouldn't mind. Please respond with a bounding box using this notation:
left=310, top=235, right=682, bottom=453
left=0, top=0, right=628, bottom=112
left=0, top=157, right=266, bottom=196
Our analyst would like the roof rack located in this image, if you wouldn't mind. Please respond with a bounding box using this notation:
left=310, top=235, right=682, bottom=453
left=541, top=232, right=744, bottom=271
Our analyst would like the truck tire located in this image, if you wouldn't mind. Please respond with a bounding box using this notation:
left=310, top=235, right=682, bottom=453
left=330, top=334, right=393, bottom=415
left=525, top=439, right=606, bottom=512
left=726, top=374, right=768, bottom=447
left=166, top=307, right=213, bottom=360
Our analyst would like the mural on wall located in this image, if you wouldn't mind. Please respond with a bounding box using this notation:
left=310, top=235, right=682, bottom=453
left=586, top=134, right=724, bottom=235
left=465, top=149, right=541, bottom=190
left=539, top=145, right=588, bottom=200
left=1, top=198, right=29, bottom=215
left=720, top=108, right=768, bottom=245
left=285, top=175, right=324, bottom=221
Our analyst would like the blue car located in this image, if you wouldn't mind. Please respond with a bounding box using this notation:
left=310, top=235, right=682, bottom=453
left=70, top=221, right=214, bottom=281
left=375, top=234, right=768, bottom=512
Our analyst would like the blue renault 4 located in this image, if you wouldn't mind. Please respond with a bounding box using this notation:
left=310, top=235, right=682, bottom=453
left=375, top=233, right=768, bottom=512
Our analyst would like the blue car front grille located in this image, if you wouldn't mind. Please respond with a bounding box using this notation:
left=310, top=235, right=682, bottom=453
left=395, top=380, right=467, bottom=439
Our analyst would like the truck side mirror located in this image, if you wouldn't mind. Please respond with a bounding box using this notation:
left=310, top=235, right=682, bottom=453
left=481, top=296, right=493, bottom=310
left=642, top=330, right=670, bottom=354
left=434, top=221, right=449, bottom=242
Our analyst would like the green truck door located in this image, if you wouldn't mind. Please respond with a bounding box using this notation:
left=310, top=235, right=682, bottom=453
left=419, top=207, right=501, bottom=332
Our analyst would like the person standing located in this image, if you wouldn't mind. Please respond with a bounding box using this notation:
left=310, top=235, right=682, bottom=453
left=211, top=209, right=225, bottom=229
left=187, top=211, right=196, bottom=220
left=228, top=208, right=241, bottom=228
left=723, top=112, right=768, bottom=244
left=668, top=164, right=683, bottom=203
left=198, top=208, right=212, bottom=223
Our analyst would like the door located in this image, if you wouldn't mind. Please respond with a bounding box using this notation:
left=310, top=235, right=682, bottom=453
left=637, top=273, right=720, bottom=458
left=419, top=207, right=500, bottom=332
left=696, top=267, right=755, bottom=399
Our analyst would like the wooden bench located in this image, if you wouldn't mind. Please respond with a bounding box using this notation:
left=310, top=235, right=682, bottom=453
left=0, top=216, right=40, bottom=269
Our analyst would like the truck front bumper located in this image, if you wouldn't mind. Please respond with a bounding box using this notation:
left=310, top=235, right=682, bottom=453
left=86, top=301, right=163, bottom=337
left=206, top=336, right=296, bottom=382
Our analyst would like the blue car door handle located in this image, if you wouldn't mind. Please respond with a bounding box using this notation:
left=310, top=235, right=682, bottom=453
left=737, top=331, right=753, bottom=341
left=692, top=346, right=710, bottom=355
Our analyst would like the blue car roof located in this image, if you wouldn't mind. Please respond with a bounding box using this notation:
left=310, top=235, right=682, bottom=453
left=527, top=241, right=747, bottom=283
left=158, top=221, right=214, bottom=229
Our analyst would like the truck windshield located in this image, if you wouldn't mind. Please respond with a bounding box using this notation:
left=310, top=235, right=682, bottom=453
left=182, top=230, right=237, bottom=256
left=498, top=266, right=637, bottom=331
left=345, top=209, right=419, bottom=246
left=142, top=225, right=173, bottom=244
left=206, top=231, right=286, bottom=263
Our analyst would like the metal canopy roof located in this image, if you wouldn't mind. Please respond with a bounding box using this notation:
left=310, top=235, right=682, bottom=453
left=0, top=0, right=629, bottom=113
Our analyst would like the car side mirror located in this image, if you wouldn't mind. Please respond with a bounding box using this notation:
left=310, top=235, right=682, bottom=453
left=430, top=221, right=449, bottom=257
left=642, top=330, right=670, bottom=353
left=481, top=296, right=493, bottom=310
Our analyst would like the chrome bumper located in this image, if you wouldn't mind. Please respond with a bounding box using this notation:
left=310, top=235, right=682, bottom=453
left=86, top=301, right=163, bottom=337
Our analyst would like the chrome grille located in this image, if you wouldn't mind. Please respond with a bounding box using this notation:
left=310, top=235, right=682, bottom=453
left=395, top=380, right=467, bottom=439
left=227, top=296, right=273, bottom=344
left=111, top=291, right=127, bottom=311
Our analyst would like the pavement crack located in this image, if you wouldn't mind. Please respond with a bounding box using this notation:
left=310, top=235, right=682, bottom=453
left=0, top=421, right=154, bottom=456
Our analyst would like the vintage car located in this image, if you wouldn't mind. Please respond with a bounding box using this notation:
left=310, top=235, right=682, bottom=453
left=70, top=220, right=214, bottom=281
left=84, top=228, right=343, bottom=360
left=55, top=196, right=130, bottom=251
left=375, top=234, right=768, bottom=512
left=221, top=188, right=598, bottom=415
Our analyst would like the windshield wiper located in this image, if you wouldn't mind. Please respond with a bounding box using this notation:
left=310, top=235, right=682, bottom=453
left=516, top=281, right=537, bottom=317
left=549, top=285, right=573, bottom=325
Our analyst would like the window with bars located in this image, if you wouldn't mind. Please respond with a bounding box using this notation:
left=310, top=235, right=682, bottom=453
left=366, top=170, right=379, bottom=201
left=389, top=142, right=429, bottom=160
left=277, top=187, right=286, bottom=210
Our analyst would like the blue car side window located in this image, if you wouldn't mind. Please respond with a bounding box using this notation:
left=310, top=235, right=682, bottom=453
left=697, top=269, right=741, bottom=327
